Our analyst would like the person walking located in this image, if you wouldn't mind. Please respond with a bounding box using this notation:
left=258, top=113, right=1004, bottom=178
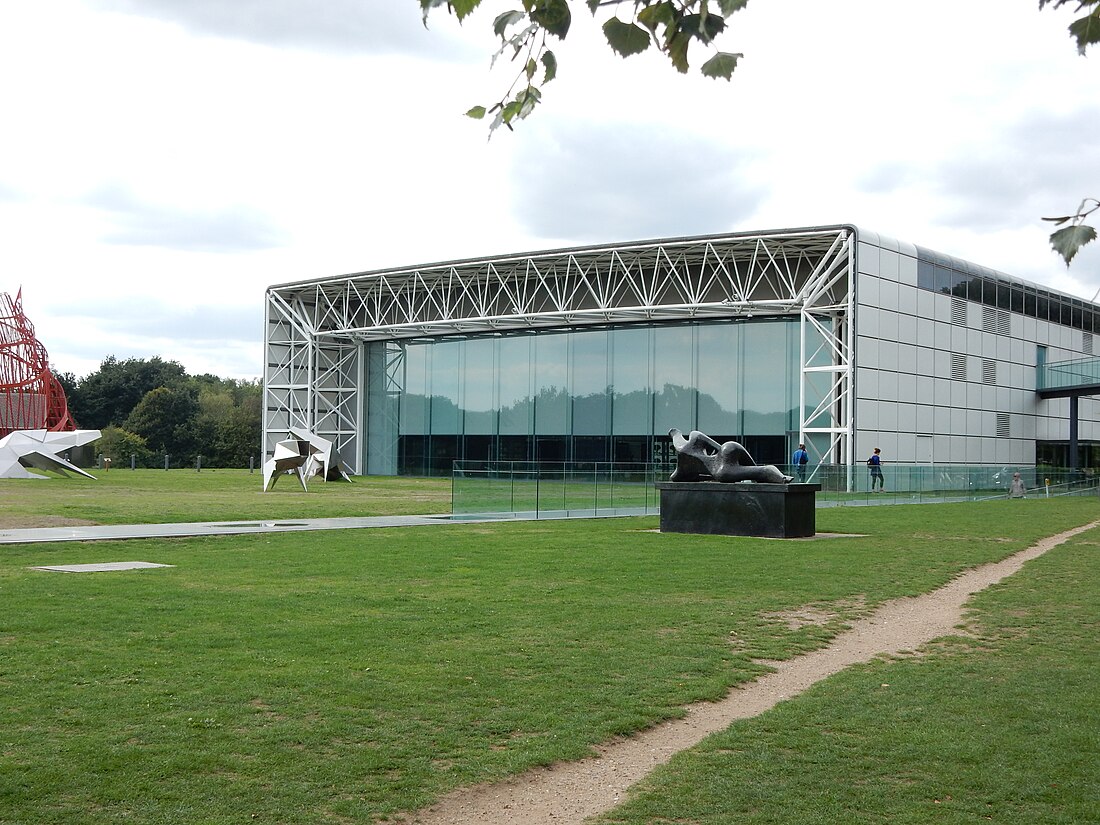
left=867, top=447, right=884, bottom=492
left=792, top=443, right=809, bottom=482
left=1009, top=472, right=1026, bottom=499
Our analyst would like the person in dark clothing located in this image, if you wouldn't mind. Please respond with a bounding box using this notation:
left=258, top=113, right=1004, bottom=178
left=867, top=447, right=884, bottom=491
left=792, top=443, right=809, bottom=482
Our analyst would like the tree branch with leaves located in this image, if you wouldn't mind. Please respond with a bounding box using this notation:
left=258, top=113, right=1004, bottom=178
left=421, top=0, right=1099, bottom=267
left=1039, top=0, right=1099, bottom=265
left=419, top=0, right=747, bottom=133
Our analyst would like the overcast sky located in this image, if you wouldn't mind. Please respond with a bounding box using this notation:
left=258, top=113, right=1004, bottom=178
left=2, top=0, right=1098, bottom=380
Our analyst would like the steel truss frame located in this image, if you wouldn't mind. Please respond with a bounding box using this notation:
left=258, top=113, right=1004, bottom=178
left=264, top=226, right=856, bottom=475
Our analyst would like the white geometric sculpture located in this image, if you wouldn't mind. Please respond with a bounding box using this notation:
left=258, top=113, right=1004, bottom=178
left=261, top=438, right=311, bottom=492
left=262, top=428, right=353, bottom=492
left=288, top=427, right=352, bottom=482
left=0, top=428, right=102, bottom=479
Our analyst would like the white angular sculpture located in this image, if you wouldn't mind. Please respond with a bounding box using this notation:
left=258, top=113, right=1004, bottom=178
left=289, top=427, right=352, bottom=482
left=261, top=438, right=311, bottom=492
left=262, top=428, right=353, bottom=492
left=0, top=428, right=102, bottom=479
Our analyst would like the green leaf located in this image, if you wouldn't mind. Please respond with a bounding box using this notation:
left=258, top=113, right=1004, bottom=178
left=1050, top=223, right=1098, bottom=266
left=465, top=105, right=488, bottom=120
left=678, top=12, right=726, bottom=43
left=448, top=0, right=482, bottom=22
left=1068, top=8, right=1100, bottom=54
left=716, top=0, right=751, bottom=14
left=493, top=10, right=525, bottom=37
left=530, top=0, right=571, bottom=38
left=516, top=86, right=542, bottom=118
left=541, top=49, right=558, bottom=83
left=665, top=30, right=691, bottom=73
left=418, top=0, right=448, bottom=26
left=501, top=99, right=522, bottom=123
left=700, top=51, right=742, bottom=79
left=603, top=18, right=652, bottom=57
left=638, top=2, right=677, bottom=33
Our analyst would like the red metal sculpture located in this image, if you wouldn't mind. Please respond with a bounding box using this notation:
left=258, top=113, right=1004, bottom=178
left=0, top=289, right=75, bottom=437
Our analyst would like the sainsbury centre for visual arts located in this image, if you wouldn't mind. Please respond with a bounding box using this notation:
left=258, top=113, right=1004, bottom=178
left=263, top=225, right=1100, bottom=476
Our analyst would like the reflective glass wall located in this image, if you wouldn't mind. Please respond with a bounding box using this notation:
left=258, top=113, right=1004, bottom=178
left=365, top=318, right=823, bottom=476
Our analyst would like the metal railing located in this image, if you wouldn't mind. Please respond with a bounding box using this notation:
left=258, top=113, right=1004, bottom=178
left=452, top=461, right=1100, bottom=519
left=1037, top=355, right=1100, bottom=393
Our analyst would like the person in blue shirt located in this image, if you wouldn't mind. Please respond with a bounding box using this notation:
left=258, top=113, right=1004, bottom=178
left=867, top=447, right=884, bottom=492
left=792, top=443, right=809, bottom=482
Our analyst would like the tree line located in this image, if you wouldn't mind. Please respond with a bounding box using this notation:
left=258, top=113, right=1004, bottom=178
left=55, top=356, right=262, bottom=469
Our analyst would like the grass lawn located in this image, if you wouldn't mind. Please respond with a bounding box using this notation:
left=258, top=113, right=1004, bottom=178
left=0, top=485, right=1096, bottom=823
left=0, top=470, right=452, bottom=526
left=597, top=514, right=1100, bottom=824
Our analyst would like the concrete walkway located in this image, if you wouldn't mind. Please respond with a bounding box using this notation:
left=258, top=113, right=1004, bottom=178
left=0, top=515, right=470, bottom=544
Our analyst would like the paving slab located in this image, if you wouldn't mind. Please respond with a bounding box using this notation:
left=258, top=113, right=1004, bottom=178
left=0, top=515, right=464, bottom=544
left=31, top=561, right=175, bottom=572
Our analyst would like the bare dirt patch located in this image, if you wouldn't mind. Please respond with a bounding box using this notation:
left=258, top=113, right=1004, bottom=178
left=402, top=522, right=1098, bottom=825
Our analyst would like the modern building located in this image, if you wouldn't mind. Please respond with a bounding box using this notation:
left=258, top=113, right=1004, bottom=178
left=263, top=225, right=1100, bottom=481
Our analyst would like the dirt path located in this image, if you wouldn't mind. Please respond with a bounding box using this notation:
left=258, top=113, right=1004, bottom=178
left=405, top=522, right=1098, bottom=825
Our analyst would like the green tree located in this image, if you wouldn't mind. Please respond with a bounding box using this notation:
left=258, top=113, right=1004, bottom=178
left=72, top=356, right=188, bottom=429
left=123, top=385, right=200, bottom=461
left=93, top=425, right=154, bottom=468
left=190, top=380, right=262, bottom=467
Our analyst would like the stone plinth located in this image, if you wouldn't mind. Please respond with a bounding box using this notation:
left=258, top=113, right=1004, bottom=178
left=657, top=482, right=821, bottom=538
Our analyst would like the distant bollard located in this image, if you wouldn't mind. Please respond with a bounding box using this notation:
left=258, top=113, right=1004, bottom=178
left=164, top=454, right=170, bottom=471
left=130, top=454, right=136, bottom=471
left=196, top=455, right=202, bottom=472
left=1045, top=478, right=1051, bottom=497
left=249, top=455, right=254, bottom=473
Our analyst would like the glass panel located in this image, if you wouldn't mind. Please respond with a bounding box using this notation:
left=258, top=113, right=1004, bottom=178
left=498, top=434, right=530, bottom=461
left=365, top=342, right=399, bottom=474
left=1036, top=292, right=1050, bottom=321
left=982, top=278, right=997, bottom=307
left=499, top=335, right=533, bottom=435
left=696, top=323, right=739, bottom=435
left=949, top=272, right=968, bottom=300
left=571, top=329, right=610, bottom=436
left=741, top=321, right=788, bottom=436
left=463, top=337, right=496, bottom=435
left=967, top=277, right=983, bottom=304
left=399, top=435, right=425, bottom=476
left=428, top=434, right=458, bottom=475
left=430, top=340, right=461, bottom=434
left=400, top=343, right=429, bottom=434
left=1010, top=287, right=1024, bottom=314
left=611, top=326, right=652, bottom=436
left=800, top=319, right=831, bottom=430
left=534, top=333, right=569, bottom=434
left=653, top=325, right=696, bottom=435
left=917, top=259, right=935, bottom=291
left=933, top=265, right=953, bottom=295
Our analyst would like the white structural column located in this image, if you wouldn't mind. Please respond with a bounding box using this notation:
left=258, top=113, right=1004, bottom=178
left=263, top=227, right=857, bottom=475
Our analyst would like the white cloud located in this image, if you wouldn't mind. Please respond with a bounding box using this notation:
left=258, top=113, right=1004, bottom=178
left=0, top=0, right=1098, bottom=381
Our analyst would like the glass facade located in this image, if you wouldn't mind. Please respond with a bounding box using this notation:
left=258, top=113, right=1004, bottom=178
left=366, top=318, right=825, bottom=476
left=915, top=245, right=1098, bottom=332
